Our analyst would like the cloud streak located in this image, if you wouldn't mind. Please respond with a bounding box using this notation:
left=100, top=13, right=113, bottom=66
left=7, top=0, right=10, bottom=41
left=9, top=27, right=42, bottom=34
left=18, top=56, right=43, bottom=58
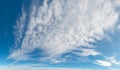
left=95, top=60, right=112, bottom=67
left=73, top=48, right=101, bottom=57
left=94, top=56, right=120, bottom=67
left=8, top=0, right=119, bottom=63
left=0, top=66, right=83, bottom=70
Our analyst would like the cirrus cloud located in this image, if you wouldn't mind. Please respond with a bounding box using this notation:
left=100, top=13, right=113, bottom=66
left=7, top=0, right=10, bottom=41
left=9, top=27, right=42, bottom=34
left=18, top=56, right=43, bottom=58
left=95, top=60, right=112, bottom=67
left=8, top=0, right=120, bottom=63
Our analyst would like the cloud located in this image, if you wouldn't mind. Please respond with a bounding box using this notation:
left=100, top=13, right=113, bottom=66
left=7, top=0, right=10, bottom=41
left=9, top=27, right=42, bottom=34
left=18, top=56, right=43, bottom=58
left=0, top=67, right=78, bottom=70
left=95, top=60, right=112, bottom=67
left=73, top=48, right=101, bottom=57
left=107, top=56, right=120, bottom=65
left=0, top=66, right=87, bottom=70
left=8, top=0, right=119, bottom=63
left=117, top=24, right=120, bottom=30
left=13, top=8, right=26, bottom=47
left=94, top=56, right=120, bottom=67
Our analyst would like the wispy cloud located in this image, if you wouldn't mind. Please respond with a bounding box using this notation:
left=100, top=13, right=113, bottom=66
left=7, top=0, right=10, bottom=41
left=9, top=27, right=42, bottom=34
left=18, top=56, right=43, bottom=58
left=0, top=65, right=87, bottom=70
left=107, top=56, right=120, bottom=65
left=95, top=60, right=112, bottom=67
left=94, top=56, right=120, bottom=67
left=73, top=48, right=101, bottom=57
left=13, top=8, right=26, bottom=48
left=8, top=0, right=119, bottom=63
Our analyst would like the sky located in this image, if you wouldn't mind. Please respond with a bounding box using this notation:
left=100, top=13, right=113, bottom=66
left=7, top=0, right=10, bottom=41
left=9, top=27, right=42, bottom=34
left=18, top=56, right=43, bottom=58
left=0, top=0, right=120, bottom=70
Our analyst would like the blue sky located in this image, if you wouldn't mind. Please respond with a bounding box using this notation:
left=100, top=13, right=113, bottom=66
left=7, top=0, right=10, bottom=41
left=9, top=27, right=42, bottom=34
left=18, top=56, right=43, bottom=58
left=0, top=0, right=120, bottom=70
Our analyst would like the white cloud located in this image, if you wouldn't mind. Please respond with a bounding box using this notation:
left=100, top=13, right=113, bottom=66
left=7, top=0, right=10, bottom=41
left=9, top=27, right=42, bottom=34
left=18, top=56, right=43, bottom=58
left=114, top=0, right=120, bottom=6
left=107, top=56, right=120, bottom=65
left=13, top=8, right=26, bottom=47
left=0, top=67, right=81, bottom=70
left=0, top=66, right=87, bottom=70
left=73, top=48, right=101, bottom=57
left=95, top=60, right=112, bottom=67
left=94, top=56, right=120, bottom=67
left=8, top=0, right=119, bottom=63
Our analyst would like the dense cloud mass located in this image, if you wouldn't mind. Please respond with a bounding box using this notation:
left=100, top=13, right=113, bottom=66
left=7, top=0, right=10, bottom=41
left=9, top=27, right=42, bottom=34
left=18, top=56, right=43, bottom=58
left=8, top=0, right=120, bottom=63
